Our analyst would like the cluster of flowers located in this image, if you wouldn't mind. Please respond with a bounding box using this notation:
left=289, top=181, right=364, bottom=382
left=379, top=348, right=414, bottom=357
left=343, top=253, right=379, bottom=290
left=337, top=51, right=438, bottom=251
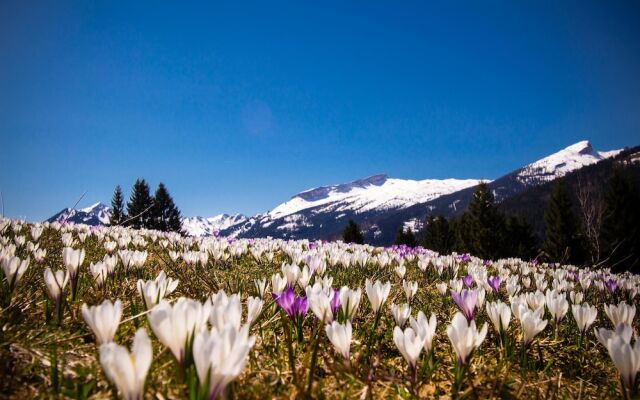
left=1, top=216, right=640, bottom=397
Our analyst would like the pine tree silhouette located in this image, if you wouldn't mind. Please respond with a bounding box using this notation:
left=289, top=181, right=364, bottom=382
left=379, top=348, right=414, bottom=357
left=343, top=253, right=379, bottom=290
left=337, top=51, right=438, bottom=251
left=343, top=219, right=364, bottom=244
left=151, top=183, right=183, bottom=233
left=126, top=179, right=154, bottom=229
left=600, top=169, right=640, bottom=272
left=543, top=179, right=583, bottom=264
left=109, top=185, right=126, bottom=226
left=466, top=182, right=504, bottom=259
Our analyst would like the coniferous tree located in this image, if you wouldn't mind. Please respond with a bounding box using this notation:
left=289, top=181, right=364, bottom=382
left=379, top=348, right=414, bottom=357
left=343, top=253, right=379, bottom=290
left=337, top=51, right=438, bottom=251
left=466, top=182, right=504, bottom=259
left=394, top=227, right=416, bottom=247
left=109, top=185, right=126, bottom=226
left=151, top=183, right=183, bottom=233
left=343, top=219, right=364, bottom=244
left=543, top=179, right=584, bottom=264
left=503, top=214, right=538, bottom=260
left=452, top=213, right=473, bottom=254
left=421, top=214, right=454, bottom=254
left=126, top=179, right=154, bottom=229
left=600, top=169, right=640, bottom=272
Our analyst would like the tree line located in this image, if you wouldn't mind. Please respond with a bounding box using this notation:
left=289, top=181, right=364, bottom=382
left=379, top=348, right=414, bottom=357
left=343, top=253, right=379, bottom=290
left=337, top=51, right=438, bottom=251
left=109, top=179, right=183, bottom=233
left=343, top=168, right=639, bottom=273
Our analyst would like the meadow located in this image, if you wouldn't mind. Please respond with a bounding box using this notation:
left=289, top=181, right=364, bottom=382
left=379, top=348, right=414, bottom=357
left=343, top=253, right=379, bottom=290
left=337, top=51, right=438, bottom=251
left=0, top=217, right=636, bottom=399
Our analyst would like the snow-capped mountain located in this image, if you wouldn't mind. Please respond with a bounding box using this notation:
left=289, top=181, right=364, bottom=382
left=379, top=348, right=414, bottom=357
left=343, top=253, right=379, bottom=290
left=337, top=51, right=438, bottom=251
left=47, top=202, right=111, bottom=226
left=368, top=140, right=624, bottom=243
left=516, top=140, right=622, bottom=185
left=217, top=174, right=483, bottom=240
left=45, top=140, right=625, bottom=244
left=267, top=174, right=482, bottom=219
left=181, top=214, right=247, bottom=237
left=47, top=202, right=245, bottom=237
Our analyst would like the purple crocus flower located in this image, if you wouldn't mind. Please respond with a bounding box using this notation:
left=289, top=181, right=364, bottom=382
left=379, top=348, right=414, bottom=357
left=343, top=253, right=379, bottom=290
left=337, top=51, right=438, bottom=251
left=462, top=275, right=474, bottom=288
left=487, top=276, right=501, bottom=293
left=277, top=288, right=308, bottom=321
left=605, top=279, right=618, bottom=294
left=451, top=289, right=478, bottom=321
left=330, top=288, right=341, bottom=315
left=292, top=296, right=308, bottom=318
left=276, top=288, right=296, bottom=317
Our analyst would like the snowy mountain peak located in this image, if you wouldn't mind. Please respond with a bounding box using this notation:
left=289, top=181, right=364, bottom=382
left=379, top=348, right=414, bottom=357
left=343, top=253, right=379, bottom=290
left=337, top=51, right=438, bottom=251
left=181, top=214, right=247, bottom=237
left=267, top=175, right=483, bottom=221
left=294, top=174, right=388, bottom=202
left=564, top=140, right=595, bottom=155
left=48, top=202, right=111, bottom=225
left=80, top=202, right=109, bottom=213
left=516, top=140, right=622, bottom=184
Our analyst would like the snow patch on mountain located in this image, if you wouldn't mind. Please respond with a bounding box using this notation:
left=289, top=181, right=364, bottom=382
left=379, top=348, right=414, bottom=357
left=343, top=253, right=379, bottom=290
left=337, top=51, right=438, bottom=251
left=181, top=214, right=247, bottom=237
left=48, top=202, right=111, bottom=225
left=403, top=218, right=423, bottom=233
left=268, top=174, right=483, bottom=220
left=517, top=140, right=621, bottom=185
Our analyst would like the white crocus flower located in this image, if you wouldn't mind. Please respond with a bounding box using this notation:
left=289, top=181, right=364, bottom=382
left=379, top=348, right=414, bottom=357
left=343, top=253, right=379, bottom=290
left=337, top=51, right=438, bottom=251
left=520, top=307, right=547, bottom=347
left=148, top=298, right=211, bottom=364
left=595, top=323, right=640, bottom=393
left=403, top=280, right=418, bottom=302
left=43, top=268, right=69, bottom=302
left=569, top=291, right=583, bottom=304
left=281, top=263, right=301, bottom=287
left=605, top=302, right=636, bottom=328
left=89, top=261, right=109, bottom=290
left=271, top=273, right=287, bottom=295
left=486, top=301, right=511, bottom=333
left=390, top=303, right=411, bottom=327
left=393, top=326, right=425, bottom=369
left=365, top=279, right=391, bottom=313
left=30, top=225, right=44, bottom=241
left=546, top=291, right=569, bottom=325
left=62, top=247, right=85, bottom=279
left=99, top=328, right=152, bottom=400
left=595, top=323, right=634, bottom=348
left=192, top=324, right=256, bottom=400
left=247, top=296, right=263, bottom=324
left=63, top=246, right=85, bottom=299
left=394, top=264, right=406, bottom=280
left=409, top=311, right=437, bottom=353
left=33, top=248, right=47, bottom=262
left=571, top=303, right=597, bottom=335
left=209, top=291, right=242, bottom=330
left=339, top=286, right=361, bottom=321
left=447, top=312, right=488, bottom=365
left=254, top=278, right=268, bottom=298
left=136, top=271, right=179, bottom=309
left=298, top=265, right=312, bottom=288
left=325, top=320, right=352, bottom=360
left=306, top=285, right=333, bottom=323
left=1, top=255, right=29, bottom=292
left=436, top=282, right=448, bottom=295
left=81, top=299, right=122, bottom=344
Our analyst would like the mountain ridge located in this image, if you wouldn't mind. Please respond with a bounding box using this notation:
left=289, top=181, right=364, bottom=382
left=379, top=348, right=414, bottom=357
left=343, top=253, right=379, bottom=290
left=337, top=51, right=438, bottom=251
left=45, top=140, right=624, bottom=243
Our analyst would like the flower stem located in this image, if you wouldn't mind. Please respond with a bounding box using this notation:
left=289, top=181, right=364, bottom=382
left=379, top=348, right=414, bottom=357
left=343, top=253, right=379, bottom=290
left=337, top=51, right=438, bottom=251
left=282, top=313, right=297, bottom=386
left=306, top=321, right=322, bottom=395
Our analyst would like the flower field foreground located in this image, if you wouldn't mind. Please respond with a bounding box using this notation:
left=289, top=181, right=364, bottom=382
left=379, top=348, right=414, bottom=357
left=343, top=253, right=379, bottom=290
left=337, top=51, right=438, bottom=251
left=0, top=218, right=637, bottom=399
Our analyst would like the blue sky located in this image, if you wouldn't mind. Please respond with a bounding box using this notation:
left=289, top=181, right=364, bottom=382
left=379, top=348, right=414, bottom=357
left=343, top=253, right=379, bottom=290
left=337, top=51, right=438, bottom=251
left=1, top=1, right=639, bottom=221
